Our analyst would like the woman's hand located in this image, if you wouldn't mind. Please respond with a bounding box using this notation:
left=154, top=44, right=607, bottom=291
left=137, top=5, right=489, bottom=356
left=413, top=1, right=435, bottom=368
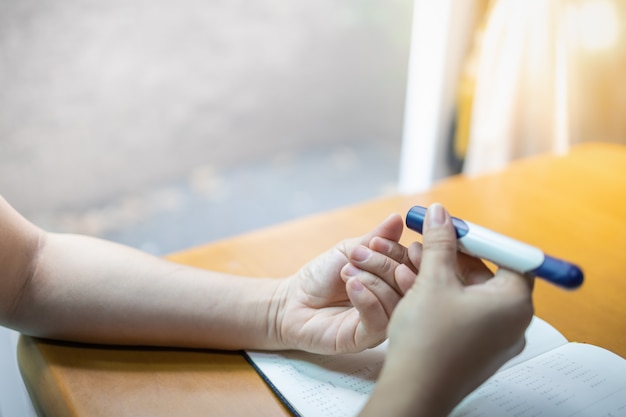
left=361, top=204, right=534, bottom=417
left=272, top=213, right=412, bottom=354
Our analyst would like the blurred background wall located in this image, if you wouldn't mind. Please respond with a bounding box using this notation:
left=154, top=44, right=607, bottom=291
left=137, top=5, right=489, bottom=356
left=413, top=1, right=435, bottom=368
left=0, top=0, right=413, bottom=254
left=1, top=3, right=413, bottom=414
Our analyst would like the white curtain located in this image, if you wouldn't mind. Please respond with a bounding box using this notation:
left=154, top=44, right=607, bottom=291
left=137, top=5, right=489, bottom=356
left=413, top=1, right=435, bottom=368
left=463, top=0, right=569, bottom=176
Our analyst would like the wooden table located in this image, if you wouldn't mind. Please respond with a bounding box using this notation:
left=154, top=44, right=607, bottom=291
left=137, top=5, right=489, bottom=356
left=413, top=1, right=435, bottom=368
left=18, top=142, right=626, bottom=417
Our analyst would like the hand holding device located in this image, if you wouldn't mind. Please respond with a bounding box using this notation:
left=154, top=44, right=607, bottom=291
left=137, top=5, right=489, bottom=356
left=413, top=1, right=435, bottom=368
left=405, top=206, right=584, bottom=289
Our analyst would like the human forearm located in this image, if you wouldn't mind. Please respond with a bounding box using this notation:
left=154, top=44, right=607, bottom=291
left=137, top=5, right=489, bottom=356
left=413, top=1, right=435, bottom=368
left=359, top=360, right=456, bottom=417
left=2, top=193, right=412, bottom=355
left=11, top=232, right=286, bottom=350
left=0, top=196, right=43, bottom=320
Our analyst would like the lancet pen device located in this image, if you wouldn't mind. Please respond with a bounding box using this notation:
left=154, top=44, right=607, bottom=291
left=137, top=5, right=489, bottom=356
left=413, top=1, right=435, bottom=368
left=405, top=206, right=584, bottom=289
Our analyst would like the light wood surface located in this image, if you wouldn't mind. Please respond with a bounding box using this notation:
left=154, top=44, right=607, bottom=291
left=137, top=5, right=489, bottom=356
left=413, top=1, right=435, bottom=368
left=18, top=142, right=626, bottom=417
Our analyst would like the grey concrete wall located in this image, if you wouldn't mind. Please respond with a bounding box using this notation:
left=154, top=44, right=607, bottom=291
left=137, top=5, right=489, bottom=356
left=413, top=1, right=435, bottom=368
left=0, top=0, right=412, bottom=216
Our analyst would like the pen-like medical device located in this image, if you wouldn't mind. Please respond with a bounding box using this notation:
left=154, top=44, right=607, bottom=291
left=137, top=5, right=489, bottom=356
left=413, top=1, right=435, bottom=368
left=405, top=206, right=584, bottom=289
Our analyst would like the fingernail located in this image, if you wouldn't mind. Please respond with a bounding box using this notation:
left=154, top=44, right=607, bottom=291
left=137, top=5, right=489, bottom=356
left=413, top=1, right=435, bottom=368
left=370, top=237, right=392, bottom=254
left=427, top=203, right=446, bottom=227
left=343, top=264, right=361, bottom=278
left=349, top=277, right=365, bottom=292
left=351, top=246, right=372, bottom=263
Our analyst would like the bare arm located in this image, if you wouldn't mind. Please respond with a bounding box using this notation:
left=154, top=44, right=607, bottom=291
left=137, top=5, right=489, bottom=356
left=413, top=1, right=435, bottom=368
left=0, top=195, right=412, bottom=353
left=1, top=196, right=282, bottom=349
left=28, top=234, right=290, bottom=348
left=0, top=196, right=43, bottom=324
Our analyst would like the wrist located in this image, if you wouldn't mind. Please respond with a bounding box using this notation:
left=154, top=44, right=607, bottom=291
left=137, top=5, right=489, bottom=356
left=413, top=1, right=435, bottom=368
left=360, top=358, right=457, bottom=417
left=265, top=274, right=313, bottom=351
left=260, top=277, right=291, bottom=350
left=201, top=275, right=289, bottom=351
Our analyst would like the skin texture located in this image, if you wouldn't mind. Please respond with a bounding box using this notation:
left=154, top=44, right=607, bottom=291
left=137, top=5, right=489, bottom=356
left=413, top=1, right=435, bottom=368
left=0, top=195, right=410, bottom=353
left=359, top=203, right=534, bottom=417
left=1, top=195, right=534, bottom=414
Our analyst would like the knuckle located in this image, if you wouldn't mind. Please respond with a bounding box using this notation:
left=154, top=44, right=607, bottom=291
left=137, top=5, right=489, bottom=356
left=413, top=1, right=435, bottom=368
left=379, top=255, right=398, bottom=276
left=388, top=243, right=408, bottom=263
left=422, top=235, right=457, bottom=253
left=423, top=225, right=457, bottom=249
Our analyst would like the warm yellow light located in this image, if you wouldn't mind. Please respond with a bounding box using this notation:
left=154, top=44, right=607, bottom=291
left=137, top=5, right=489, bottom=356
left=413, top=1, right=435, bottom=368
left=576, top=0, right=620, bottom=51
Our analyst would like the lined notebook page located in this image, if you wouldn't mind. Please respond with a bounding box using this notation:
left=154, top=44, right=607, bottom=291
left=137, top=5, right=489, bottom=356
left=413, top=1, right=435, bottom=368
left=450, top=343, right=626, bottom=417
left=247, top=342, right=386, bottom=417
left=246, top=317, right=566, bottom=417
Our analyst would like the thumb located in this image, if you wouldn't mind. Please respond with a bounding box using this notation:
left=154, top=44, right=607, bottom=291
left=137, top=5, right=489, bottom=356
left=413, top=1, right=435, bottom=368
left=418, top=203, right=460, bottom=287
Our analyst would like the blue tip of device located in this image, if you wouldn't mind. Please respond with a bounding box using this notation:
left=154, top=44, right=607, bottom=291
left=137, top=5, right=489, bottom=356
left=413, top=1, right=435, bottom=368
left=532, top=255, right=584, bottom=289
left=406, top=206, right=469, bottom=238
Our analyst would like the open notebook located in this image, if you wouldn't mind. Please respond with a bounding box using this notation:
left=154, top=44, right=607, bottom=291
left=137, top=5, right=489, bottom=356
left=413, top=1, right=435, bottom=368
left=245, top=317, right=626, bottom=417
